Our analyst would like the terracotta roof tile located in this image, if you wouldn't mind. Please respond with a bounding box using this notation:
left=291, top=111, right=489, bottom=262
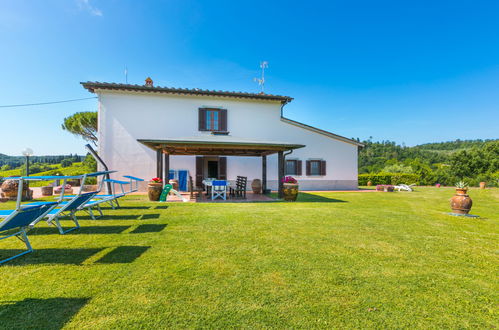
left=81, top=81, right=293, bottom=103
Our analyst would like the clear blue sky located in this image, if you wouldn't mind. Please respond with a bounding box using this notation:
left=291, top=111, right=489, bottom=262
left=1, top=0, right=498, bottom=156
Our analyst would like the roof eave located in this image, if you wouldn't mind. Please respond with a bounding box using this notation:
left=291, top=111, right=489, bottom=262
left=81, top=82, right=293, bottom=103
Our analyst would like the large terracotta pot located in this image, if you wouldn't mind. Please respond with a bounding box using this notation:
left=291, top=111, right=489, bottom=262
left=450, top=188, right=473, bottom=214
left=367, top=181, right=372, bottom=187
left=148, top=182, right=163, bottom=201
left=479, top=182, right=486, bottom=189
left=0, top=179, right=29, bottom=201
left=82, top=185, right=98, bottom=192
left=41, top=186, right=54, bottom=196
left=283, top=183, right=299, bottom=201
left=251, top=179, right=262, bottom=194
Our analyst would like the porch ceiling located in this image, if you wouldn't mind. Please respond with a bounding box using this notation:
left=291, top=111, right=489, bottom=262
left=137, top=138, right=305, bottom=156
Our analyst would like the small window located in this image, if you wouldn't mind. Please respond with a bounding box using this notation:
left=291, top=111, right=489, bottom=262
left=286, top=160, right=296, bottom=175
left=199, top=108, right=227, bottom=132
left=285, top=160, right=302, bottom=176
left=310, top=161, right=320, bottom=175
left=306, top=160, right=326, bottom=176
left=206, top=110, right=219, bottom=131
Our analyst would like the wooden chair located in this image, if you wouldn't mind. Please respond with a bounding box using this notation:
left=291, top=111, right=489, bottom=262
left=230, top=176, right=247, bottom=199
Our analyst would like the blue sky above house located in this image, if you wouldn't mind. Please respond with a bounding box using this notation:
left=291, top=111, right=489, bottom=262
left=0, top=0, right=498, bottom=155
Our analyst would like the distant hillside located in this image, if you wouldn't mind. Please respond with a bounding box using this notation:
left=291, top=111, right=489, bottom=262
left=358, top=138, right=499, bottom=186
left=0, top=154, right=84, bottom=167
left=414, top=139, right=496, bottom=151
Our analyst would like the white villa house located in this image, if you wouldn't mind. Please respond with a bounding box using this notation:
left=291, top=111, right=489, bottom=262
left=82, top=78, right=363, bottom=196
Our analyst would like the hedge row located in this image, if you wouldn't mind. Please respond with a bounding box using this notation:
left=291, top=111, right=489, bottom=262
left=358, top=173, right=420, bottom=185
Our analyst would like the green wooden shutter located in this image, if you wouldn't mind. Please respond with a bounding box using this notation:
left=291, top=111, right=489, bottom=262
left=219, top=157, right=227, bottom=180
left=198, top=109, right=207, bottom=131
left=195, top=156, right=204, bottom=187
left=219, top=109, right=227, bottom=132
left=320, top=160, right=327, bottom=176
left=306, top=160, right=311, bottom=176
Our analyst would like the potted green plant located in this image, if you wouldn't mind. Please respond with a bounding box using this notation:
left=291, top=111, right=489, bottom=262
left=282, top=176, right=299, bottom=201
left=148, top=177, right=163, bottom=201
left=450, top=181, right=472, bottom=214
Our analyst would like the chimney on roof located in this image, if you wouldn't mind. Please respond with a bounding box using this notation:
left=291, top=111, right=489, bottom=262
left=145, top=77, right=153, bottom=87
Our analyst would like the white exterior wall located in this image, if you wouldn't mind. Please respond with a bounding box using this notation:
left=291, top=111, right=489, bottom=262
left=97, top=90, right=358, bottom=191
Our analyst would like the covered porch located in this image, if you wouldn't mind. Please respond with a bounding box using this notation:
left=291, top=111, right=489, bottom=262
left=138, top=137, right=305, bottom=198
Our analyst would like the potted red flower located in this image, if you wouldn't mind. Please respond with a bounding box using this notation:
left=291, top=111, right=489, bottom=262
left=148, top=177, right=163, bottom=201
left=282, top=176, right=299, bottom=201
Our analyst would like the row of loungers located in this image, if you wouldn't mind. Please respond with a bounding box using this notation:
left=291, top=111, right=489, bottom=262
left=0, top=171, right=144, bottom=264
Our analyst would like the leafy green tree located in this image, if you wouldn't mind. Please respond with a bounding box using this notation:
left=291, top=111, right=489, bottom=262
left=83, top=153, right=97, bottom=172
left=1, top=164, right=11, bottom=171
left=61, top=159, right=73, bottom=168
left=61, top=111, right=98, bottom=145
left=382, top=163, right=414, bottom=173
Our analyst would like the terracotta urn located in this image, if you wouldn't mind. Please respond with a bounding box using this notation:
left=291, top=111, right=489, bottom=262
left=41, top=186, right=54, bottom=196
left=0, top=179, right=29, bottom=201
left=367, top=181, right=372, bottom=187
left=148, top=182, right=163, bottom=201
left=251, top=179, right=262, bottom=194
left=282, top=183, right=299, bottom=201
left=479, top=182, right=486, bottom=189
left=82, top=185, right=98, bottom=192
left=450, top=188, right=473, bottom=214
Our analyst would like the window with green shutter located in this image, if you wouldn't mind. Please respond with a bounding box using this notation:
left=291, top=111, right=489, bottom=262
left=306, top=160, right=326, bottom=176
left=198, top=108, right=227, bottom=132
left=285, top=160, right=302, bottom=175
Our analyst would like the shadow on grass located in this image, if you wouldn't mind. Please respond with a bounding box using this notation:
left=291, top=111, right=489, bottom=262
left=154, top=205, right=169, bottom=210
left=29, top=226, right=131, bottom=235
left=139, top=214, right=161, bottom=220
left=1, top=248, right=103, bottom=265
left=0, top=297, right=89, bottom=329
left=130, top=224, right=167, bottom=234
left=95, top=246, right=150, bottom=264
left=269, top=192, right=347, bottom=203
left=295, top=193, right=347, bottom=203
left=110, top=206, right=150, bottom=210
left=77, top=214, right=142, bottom=221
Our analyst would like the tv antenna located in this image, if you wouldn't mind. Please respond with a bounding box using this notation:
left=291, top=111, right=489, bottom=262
left=253, top=61, right=268, bottom=93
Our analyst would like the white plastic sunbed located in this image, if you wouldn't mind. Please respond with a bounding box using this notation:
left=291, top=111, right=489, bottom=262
left=393, top=184, right=416, bottom=192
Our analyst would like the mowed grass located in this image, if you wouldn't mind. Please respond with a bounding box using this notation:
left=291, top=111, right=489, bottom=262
left=0, top=187, right=497, bottom=328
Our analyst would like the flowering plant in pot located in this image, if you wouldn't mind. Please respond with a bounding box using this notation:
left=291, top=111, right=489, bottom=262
left=282, top=176, right=299, bottom=201
left=450, top=181, right=472, bottom=214
left=150, top=177, right=162, bottom=184
left=148, top=177, right=163, bottom=201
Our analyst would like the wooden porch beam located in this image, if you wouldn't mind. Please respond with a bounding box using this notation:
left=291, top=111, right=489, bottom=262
left=156, top=149, right=163, bottom=179
left=163, top=152, right=170, bottom=185
left=262, top=155, right=267, bottom=194
left=278, top=151, right=284, bottom=198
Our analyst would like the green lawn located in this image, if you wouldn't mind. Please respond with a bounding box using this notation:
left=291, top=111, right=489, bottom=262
left=0, top=188, right=497, bottom=328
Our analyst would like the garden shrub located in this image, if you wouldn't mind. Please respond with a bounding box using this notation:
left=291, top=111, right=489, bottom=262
left=61, top=159, right=73, bottom=167
left=359, top=173, right=419, bottom=185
